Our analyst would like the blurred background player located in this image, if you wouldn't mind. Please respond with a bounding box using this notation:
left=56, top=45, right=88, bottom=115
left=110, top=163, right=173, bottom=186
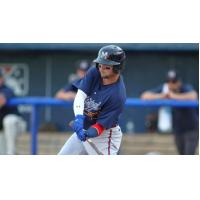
left=58, top=45, right=126, bottom=155
left=141, top=69, right=199, bottom=155
left=55, top=60, right=90, bottom=100
left=0, top=69, right=26, bottom=154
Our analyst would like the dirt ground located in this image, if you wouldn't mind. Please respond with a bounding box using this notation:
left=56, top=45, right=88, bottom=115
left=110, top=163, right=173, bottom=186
left=8, top=132, right=197, bottom=155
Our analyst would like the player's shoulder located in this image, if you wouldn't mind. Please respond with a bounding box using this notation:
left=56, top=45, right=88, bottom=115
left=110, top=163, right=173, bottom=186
left=84, top=66, right=100, bottom=82
left=115, top=76, right=126, bottom=95
left=0, top=84, right=13, bottom=93
left=110, top=77, right=126, bottom=102
left=87, top=66, right=99, bottom=75
left=0, top=84, right=15, bottom=98
left=181, top=83, right=195, bottom=92
left=109, top=91, right=126, bottom=107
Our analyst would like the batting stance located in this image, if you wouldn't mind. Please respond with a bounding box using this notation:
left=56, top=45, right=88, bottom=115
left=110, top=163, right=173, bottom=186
left=58, top=45, right=126, bottom=155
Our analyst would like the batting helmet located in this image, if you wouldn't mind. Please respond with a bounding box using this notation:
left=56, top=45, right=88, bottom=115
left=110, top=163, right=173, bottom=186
left=93, top=45, right=126, bottom=73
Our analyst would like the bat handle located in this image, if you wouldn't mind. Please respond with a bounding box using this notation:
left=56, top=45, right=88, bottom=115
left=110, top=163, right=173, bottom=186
left=68, top=120, right=74, bottom=128
left=68, top=120, right=103, bottom=155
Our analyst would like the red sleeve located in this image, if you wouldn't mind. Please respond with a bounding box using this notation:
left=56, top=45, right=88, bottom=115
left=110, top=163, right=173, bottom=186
left=91, top=123, right=105, bottom=136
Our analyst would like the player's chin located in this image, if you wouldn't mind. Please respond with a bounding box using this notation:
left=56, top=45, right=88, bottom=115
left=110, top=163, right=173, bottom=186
left=101, top=75, right=109, bottom=79
left=100, top=73, right=108, bottom=78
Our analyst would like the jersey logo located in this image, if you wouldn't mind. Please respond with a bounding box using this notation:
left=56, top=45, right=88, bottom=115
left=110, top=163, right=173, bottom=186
left=0, top=63, right=29, bottom=96
left=84, top=97, right=101, bottom=112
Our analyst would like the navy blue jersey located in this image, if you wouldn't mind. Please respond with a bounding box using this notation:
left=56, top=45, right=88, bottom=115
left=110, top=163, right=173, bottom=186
left=151, top=83, right=199, bottom=133
left=77, top=67, right=126, bottom=129
left=0, top=84, right=19, bottom=130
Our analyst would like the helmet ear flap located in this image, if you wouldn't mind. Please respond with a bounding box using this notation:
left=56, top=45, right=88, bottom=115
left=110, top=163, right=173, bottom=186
left=113, top=60, right=125, bottom=74
left=113, top=65, right=120, bottom=74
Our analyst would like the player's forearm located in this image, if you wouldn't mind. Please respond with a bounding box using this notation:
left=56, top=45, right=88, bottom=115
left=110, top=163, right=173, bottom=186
left=85, top=123, right=105, bottom=138
left=169, top=91, right=198, bottom=100
left=141, top=92, right=166, bottom=100
left=85, top=127, right=99, bottom=138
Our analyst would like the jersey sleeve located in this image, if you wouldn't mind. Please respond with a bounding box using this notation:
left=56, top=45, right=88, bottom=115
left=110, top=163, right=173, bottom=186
left=78, top=67, right=98, bottom=95
left=181, top=84, right=194, bottom=92
left=97, top=95, right=125, bottom=129
left=1, top=87, right=15, bottom=100
left=63, top=83, right=76, bottom=92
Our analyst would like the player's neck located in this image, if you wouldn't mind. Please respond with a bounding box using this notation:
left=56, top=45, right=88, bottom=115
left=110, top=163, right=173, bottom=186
left=102, top=74, right=120, bottom=85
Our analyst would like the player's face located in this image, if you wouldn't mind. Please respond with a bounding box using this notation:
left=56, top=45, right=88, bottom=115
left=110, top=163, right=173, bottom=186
left=168, top=80, right=181, bottom=92
left=77, top=69, right=86, bottom=79
left=98, top=64, right=114, bottom=79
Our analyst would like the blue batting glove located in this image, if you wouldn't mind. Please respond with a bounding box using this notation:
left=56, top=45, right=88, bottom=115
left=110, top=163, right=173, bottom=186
left=72, top=114, right=85, bottom=133
left=76, top=129, right=87, bottom=142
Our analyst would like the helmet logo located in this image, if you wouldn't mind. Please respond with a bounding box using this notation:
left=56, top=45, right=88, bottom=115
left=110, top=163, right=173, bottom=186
left=100, top=51, right=109, bottom=59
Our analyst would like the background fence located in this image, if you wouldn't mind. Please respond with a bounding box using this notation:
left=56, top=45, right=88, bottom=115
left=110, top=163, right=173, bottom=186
left=8, top=97, right=199, bottom=154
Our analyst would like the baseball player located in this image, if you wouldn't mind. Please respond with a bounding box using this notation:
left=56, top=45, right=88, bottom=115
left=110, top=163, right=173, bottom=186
left=58, top=45, right=126, bottom=155
left=0, top=70, right=26, bottom=154
left=141, top=70, right=198, bottom=155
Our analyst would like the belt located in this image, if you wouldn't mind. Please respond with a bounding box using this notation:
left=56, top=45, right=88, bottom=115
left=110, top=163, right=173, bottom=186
left=105, top=124, right=118, bottom=130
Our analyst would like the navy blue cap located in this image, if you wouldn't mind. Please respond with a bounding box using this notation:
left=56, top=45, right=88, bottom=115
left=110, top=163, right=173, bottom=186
left=76, top=60, right=90, bottom=71
left=166, top=69, right=180, bottom=82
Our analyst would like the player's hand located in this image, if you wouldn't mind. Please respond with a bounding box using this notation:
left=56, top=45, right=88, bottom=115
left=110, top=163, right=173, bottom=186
left=76, top=129, right=87, bottom=142
left=72, top=114, right=85, bottom=133
left=69, top=117, right=87, bottom=141
left=167, top=91, right=178, bottom=99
